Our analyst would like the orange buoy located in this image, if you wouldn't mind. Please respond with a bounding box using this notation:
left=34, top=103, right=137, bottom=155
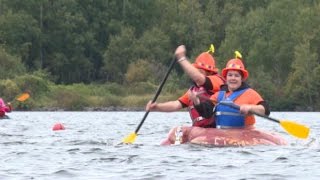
left=52, top=123, right=65, bottom=131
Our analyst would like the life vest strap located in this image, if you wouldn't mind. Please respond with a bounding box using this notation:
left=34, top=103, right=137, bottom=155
left=216, top=111, right=243, bottom=116
left=217, top=125, right=244, bottom=129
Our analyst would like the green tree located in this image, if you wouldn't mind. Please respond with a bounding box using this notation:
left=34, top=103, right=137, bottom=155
left=125, top=59, right=153, bottom=83
left=134, top=28, right=171, bottom=65
left=285, top=41, right=319, bottom=110
left=0, top=47, right=26, bottom=79
left=204, top=0, right=270, bottom=50
left=285, top=3, right=320, bottom=110
left=101, top=27, right=137, bottom=83
left=220, top=0, right=302, bottom=83
left=156, top=0, right=213, bottom=56
left=0, top=11, right=40, bottom=70
left=120, top=0, right=161, bottom=36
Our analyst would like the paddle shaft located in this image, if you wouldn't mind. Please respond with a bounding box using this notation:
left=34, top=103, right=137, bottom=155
left=219, top=101, right=280, bottom=123
left=134, top=58, right=177, bottom=134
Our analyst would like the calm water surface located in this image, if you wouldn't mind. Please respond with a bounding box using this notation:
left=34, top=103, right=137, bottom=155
left=0, top=111, right=319, bottom=180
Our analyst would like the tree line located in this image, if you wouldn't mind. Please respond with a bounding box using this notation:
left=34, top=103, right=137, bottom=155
left=0, top=0, right=319, bottom=111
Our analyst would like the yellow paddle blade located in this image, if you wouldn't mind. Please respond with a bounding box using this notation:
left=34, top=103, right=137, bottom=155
left=122, top=132, right=137, bottom=144
left=16, top=93, right=30, bottom=102
left=280, top=120, right=310, bottom=139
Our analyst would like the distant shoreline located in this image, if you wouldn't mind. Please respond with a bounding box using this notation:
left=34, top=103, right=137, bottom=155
left=17, top=106, right=146, bottom=112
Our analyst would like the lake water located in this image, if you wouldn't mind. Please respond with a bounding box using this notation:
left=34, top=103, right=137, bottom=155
left=0, top=111, right=319, bottom=180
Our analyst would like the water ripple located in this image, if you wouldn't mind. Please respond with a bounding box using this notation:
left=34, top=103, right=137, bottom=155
left=0, top=111, right=319, bottom=179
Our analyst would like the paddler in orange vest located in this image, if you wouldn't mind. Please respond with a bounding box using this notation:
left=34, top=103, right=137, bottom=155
left=146, top=44, right=225, bottom=128
left=191, top=51, right=270, bottom=129
left=160, top=51, right=286, bottom=146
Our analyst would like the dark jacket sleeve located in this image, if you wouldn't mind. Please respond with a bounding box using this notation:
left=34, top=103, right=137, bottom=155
left=258, top=101, right=270, bottom=116
left=194, top=100, right=215, bottom=118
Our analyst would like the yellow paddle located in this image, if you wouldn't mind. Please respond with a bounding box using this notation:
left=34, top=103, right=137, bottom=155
left=6, top=92, right=31, bottom=105
left=1, top=92, right=30, bottom=118
left=15, top=92, right=30, bottom=102
left=219, top=101, right=310, bottom=139
left=122, top=57, right=177, bottom=144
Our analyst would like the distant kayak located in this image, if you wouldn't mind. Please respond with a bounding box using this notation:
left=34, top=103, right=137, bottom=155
left=161, top=126, right=287, bottom=146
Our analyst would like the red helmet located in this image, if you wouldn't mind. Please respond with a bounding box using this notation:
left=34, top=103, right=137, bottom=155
left=222, top=58, right=249, bottom=80
left=192, top=52, right=218, bottom=73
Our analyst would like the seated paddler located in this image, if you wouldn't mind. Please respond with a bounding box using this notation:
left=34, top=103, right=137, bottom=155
left=190, top=51, right=270, bottom=129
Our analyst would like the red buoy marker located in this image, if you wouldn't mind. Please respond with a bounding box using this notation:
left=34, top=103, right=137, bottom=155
left=52, top=123, right=65, bottom=131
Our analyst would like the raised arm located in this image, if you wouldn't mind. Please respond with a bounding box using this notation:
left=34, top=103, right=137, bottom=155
left=175, top=45, right=206, bottom=86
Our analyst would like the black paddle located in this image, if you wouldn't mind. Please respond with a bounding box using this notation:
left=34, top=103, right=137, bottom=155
left=122, top=57, right=177, bottom=143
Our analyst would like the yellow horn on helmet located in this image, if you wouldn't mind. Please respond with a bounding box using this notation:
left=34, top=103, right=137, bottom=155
left=235, top=50, right=242, bottom=59
left=207, top=44, right=215, bottom=54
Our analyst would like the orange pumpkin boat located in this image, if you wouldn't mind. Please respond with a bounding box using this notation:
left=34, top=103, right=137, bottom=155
left=161, top=126, right=287, bottom=146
